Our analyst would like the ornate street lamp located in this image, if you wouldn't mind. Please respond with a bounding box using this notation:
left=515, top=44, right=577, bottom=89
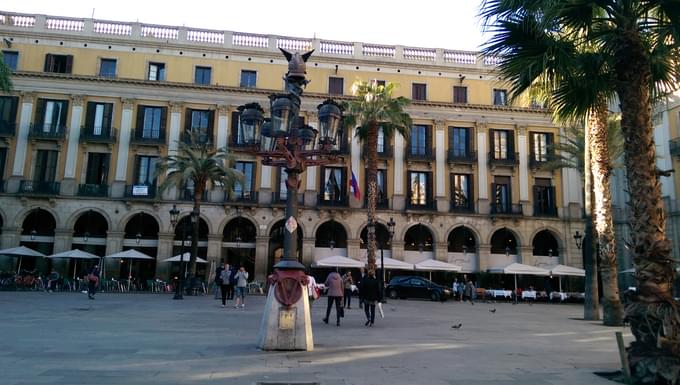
left=242, top=49, right=342, bottom=351
left=169, top=204, right=184, bottom=300
left=573, top=231, right=583, bottom=250
left=379, top=217, right=396, bottom=302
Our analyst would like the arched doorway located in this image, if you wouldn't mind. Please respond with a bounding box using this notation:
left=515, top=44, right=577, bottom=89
left=404, top=223, right=433, bottom=263
left=21, top=208, right=56, bottom=273
left=532, top=229, right=559, bottom=266
left=171, top=216, right=210, bottom=279
left=315, top=220, right=348, bottom=257
left=360, top=223, right=390, bottom=254
left=71, top=210, right=108, bottom=277
left=222, top=216, right=257, bottom=275
left=489, top=227, right=519, bottom=268
left=122, top=213, right=159, bottom=283
left=268, top=220, right=303, bottom=275
left=447, top=226, right=477, bottom=272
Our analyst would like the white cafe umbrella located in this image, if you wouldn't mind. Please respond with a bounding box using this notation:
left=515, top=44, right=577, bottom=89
left=549, top=264, right=585, bottom=292
left=414, top=259, right=462, bottom=280
left=312, top=255, right=364, bottom=268
left=362, top=256, right=414, bottom=271
left=163, top=253, right=208, bottom=278
left=104, top=249, right=154, bottom=286
left=46, top=249, right=100, bottom=279
left=488, top=263, right=550, bottom=294
left=0, top=246, right=46, bottom=274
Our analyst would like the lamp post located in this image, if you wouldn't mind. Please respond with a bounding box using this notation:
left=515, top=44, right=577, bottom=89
left=170, top=205, right=197, bottom=300
left=241, top=49, right=343, bottom=351
left=379, top=217, right=396, bottom=302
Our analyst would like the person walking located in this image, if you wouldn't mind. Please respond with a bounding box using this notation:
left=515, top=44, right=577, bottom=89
left=227, top=265, right=237, bottom=300
left=342, top=270, right=354, bottom=309
left=87, top=264, right=100, bottom=300
left=464, top=280, right=475, bottom=305
left=323, top=270, right=344, bottom=326
left=307, top=274, right=319, bottom=307
left=233, top=266, right=249, bottom=308
left=357, top=267, right=367, bottom=310
left=452, top=278, right=460, bottom=301
left=219, top=262, right=231, bottom=308
left=360, top=271, right=381, bottom=326
left=214, top=262, right=224, bottom=299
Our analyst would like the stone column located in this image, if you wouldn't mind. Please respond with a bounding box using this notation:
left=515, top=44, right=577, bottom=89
left=112, top=98, right=135, bottom=198
left=213, top=105, right=230, bottom=202
left=477, top=243, right=491, bottom=271
left=519, top=246, right=534, bottom=266
left=391, top=240, right=405, bottom=261
left=350, top=124, right=362, bottom=209
left=347, top=239, right=362, bottom=261
left=475, top=120, right=489, bottom=214
left=53, top=229, right=72, bottom=254
left=434, top=120, right=447, bottom=212
left=517, top=125, right=530, bottom=215
left=105, top=231, right=124, bottom=279
left=393, top=131, right=406, bottom=210
left=254, top=235, right=270, bottom=282
left=207, top=234, right=222, bottom=264
left=301, top=237, right=316, bottom=267
left=156, top=232, right=174, bottom=280
left=61, top=95, right=85, bottom=196
left=9, top=92, right=35, bottom=192
left=435, top=241, right=448, bottom=261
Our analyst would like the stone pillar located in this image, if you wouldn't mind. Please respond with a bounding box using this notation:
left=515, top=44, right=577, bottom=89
left=393, top=131, right=405, bottom=210
left=349, top=124, right=362, bottom=209
left=434, top=120, right=447, bottom=212
left=212, top=106, right=230, bottom=202
left=435, top=241, right=448, bottom=261
left=475, top=121, right=489, bottom=214
left=105, top=231, right=124, bottom=279
left=61, top=95, right=85, bottom=196
left=517, top=125, right=530, bottom=215
left=53, top=229, right=72, bottom=254
left=112, top=98, right=135, bottom=197
left=347, top=239, right=362, bottom=261
left=254, top=235, right=270, bottom=282
left=391, top=240, right=405, bottom=261
left=519, top=246, right=534, bottom=266
left=301, top=237, right=315, bottom=267
left=207, top=234, right=222, bottom=270
left=9, top=92, right=35, bottom=192
left=156, top=232, right=174, bottom=280
left=477, top=243, right=491, bottom=271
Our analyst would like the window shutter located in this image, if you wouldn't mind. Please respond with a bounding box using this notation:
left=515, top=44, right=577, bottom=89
left=231, top=111, right=239, bottom=145
left=46, top=151, right=58, bottom=182
left=85, top=102, right=96, bottom=130
left=184, top=108, right=192, bottom=138
left=427, top=126, right=432, bottom=156
left=135, top=106, right=144, bottom=136
left=341, top=167, right=347, bottom=197
left=489, top=130, right=495, bottom=158
left=133, top=156, right=141, bottom=184
left=44, top=54, right=54, bottom=72
left=85, top=154, right=97, bottom=184
left=547, top=133, right=554, bottom=158
left=508, top=131, right=515, bottom=157
left=65, top=55, right=74, bottom=73
left=8, top=96, right=18, bottom=124
left=529, top=132, right=535, bottom=162
left=208, top=110, right=215, bottom=139
left=101, top=154, right=110, bottom=184
left=160, top=107, right=168, bottom=139
left=466, top=127, right=473, bottom=154
left=60, top=100, right=69, bottom=130
left=103, top=103, right=113, bottom=130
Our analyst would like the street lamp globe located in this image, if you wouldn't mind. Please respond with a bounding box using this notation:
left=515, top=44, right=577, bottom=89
left=238, top=103, right=265, bottom=146
left=270, top=94, right=297, bottom=136
left=317, top=99, right=343, bottom=146
left=169, top=204, right=180, bottom=227
left=259, top=119, right=275, bottom=152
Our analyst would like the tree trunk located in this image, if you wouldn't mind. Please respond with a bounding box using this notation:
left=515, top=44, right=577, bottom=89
left=614, top=29, right=680, bottom=384
left=583, top=114, right=601, bottom=321
left=190, top=186, right=203, bottom=278
left=589, top=100, right=624, bottom=326
left=366, top=121, right=378, bottom=276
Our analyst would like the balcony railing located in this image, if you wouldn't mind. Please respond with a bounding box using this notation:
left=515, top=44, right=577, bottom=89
left=362, top=143, right=394, bottom=159
left=225, top=190, right=258, bottom=203
left=79, top=126, right=117, bottom=144
left=0, top=121, right=16, bottom=136
left=331, top=140, right=350, bottom=155
left=19, top=180, right=61, bottom=195
left=271, top=191, right=305, bottom=205
left=534, top=205, right=558, bottom=217
left=405, top=148, right=435, bottom=162
left=490, top=202, right=523, bottom=216
left=317, top=193, right=349, bottom=207
left=488, top=151, right=519, bottom=166
left=405, top=198, right=437, bottom=211
left=364, top=196, right=390, bottom=210
left=529, top=153, right=554, bottom=169
left=77, top=183, right=109, bottom=197
left=180, top=189, right=209, bottom=201
left=447, top=149, right=477, bottom=163
left=29, top=123, right=66, bottom=140
left=670, top=138, right=680, bottom=157
left=125, top=184, right=157, bottom=199
left=450, top=200, right=475, bottom=213
left=182, top=131, right=213, bottom=146
left=130, top=128, right=166, bottom=145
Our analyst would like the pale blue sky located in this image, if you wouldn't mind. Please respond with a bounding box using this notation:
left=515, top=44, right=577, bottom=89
left=2, top=0, right=488, bottom=51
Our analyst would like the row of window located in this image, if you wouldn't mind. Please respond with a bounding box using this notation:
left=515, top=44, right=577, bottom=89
left=2, top=51, right=515, bottom=104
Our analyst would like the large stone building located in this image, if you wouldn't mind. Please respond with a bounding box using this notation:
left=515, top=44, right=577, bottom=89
left=0, top=11, right=585, bottom=285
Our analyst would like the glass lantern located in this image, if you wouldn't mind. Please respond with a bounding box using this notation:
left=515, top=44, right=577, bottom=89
left=317, top=99, right=343, bottom=145
left=270, top=94, right=296, bottom=137
left=259, top=119, right=276, bottom=152
left=237, top=103, right=264, bottom=146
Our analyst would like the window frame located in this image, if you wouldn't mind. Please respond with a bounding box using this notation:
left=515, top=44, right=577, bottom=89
left=98, top=58, right=117, bottom=78
left=194, top=66, right=212, bottom=85
left=43, top=54, right=73, bottom=74
left=2, top=51, right=18, bottom=71
left=320, top=166, right=346, bottom=202
left=408, top=171, right=431, bottom=207
left=412, top=83, right=427, bottom=101
left=147, top=62, right=166, bottom=81
left=85, top=152, right=110, bottom=185
left=451, top=173, right=473, bottom=210
left=233, top=161, right=256, bottom=199
left=240, top=70, right=257, bottom=88
left=453, top=86, right=468, bottom=104
left=328, top=77, right=344, bottom=95
left=135, top=155, right=159, bottom=186
left=493, top=88, right=508, bottom=106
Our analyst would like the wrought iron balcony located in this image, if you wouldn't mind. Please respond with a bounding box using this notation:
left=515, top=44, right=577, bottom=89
left=362, top=143, right=394, bottom=159
left=182, top=131, right=213, bottom=146
left=180, top=188, right=209, bottom=202
left=450, top=200, right=475, bottom=213
left=0, top=121, right=16, bottom=137
left=124, top=184, right=157, bottom=199
left=488, top=151, right=518, bottom=166
left=19, top=180, right=61, bottom=195
left=529, top=153, right=554, bottom=169
left=363, top=196, right=390, bottom=210
left=447, top=149, right=477, bottom=163
left=405, top=198, right=437, bottom=211
left=317, top=193, right=349, bottom=207
left=77, top=183, right=109, bottom=197
left=490, top=202, right=523, bottom=216
left=225, top=190, right=258, bottom=203
left=271, top=191, right=305, bottom=205
left=79, top=126, right=117, bottom=144
left=28, top=123, right=66, bottom=140
left=534, top=205, right=558, bottom=217
left=405, top=148, right=435, bottom=162
left=130, top=128, right=166, bottom=146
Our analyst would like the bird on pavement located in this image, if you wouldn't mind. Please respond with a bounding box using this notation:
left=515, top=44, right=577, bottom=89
left=451, top=323, right=462, bottom=329
left=489, top=308, right=497, bottom=313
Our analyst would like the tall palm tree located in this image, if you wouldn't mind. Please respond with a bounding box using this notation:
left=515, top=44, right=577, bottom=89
left=156, top=132, right=243, bottom=277
left=481, top=4, right=624, bottom=325
left=0, top=52, right=12, bottom=92
left=343, top=81, right=411, bottom=274
left=481, top=1, right=680, bottom=381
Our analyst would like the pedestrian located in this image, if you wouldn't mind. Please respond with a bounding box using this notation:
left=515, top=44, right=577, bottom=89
left=233, top=266, right=249, bottom=308
left=214, top=261, right=224, bottom=299
left=357, top=267, right=367, bottom=310
left=219, top=262, right=231, bottom=308
left=227, top=265, right=237, bottom=300
left=307, top=274, right=319, bottom=306
left=46, top=269, right=60, bottom=292
left=87, top=264, right=100, bottom=300
left=452, top=278, right=460, bottom=301
left=323, top=270, right=344, bottom=326
left=464, top=280, right=475, bottom=304
left=360, top=270, right=381, bottom=326
left=342, top=270, right=354, bottom=309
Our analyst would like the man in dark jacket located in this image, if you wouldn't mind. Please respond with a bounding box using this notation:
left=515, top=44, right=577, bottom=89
left=360, top=271, right=381, bottom=326
left=214, top=262, right=224, bottom=299
left=227, top=265, right=237, bottom=300
left=323, top=271, right=344, bottom=326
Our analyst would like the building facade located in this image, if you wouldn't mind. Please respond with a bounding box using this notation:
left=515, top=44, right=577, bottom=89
left=0, top=12, right=585, bottom=284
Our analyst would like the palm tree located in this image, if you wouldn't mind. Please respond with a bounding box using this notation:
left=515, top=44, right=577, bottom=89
left=343, top=81, right=411, bottom=274
left=0, top=52, right=12, bottom=92
left=481, top=1, right=680, bottom=381
left=156, top=132, right=243, bottom=277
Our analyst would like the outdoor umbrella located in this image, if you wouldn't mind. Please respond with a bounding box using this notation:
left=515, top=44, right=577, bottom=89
left=46, top=249, right=100, bottom=279
left=0, top=246, right=46, bottom=274
left=487, top=263, right=550, bottom=294
left=162, top=252, right=208, bottom=278
left=361, top=256, right=414, bottom=271
left=548, top=264, right=585, bottom=292
left=312, top=255, right=364, bottom=268
left=414, top=259, right=461, bottom=280
left=104, top=249, right=154, bottom=289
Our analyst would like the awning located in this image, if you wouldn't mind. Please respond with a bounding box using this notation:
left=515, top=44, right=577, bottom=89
left=104, top=249, right=154, bottom=260
left=488, top=263, right=550, bottom=276
left=0, top=246, right=46, bottom=258
left=362, top=257, right=414, bottom=270
left=312, top=255, right=364, bottom=268
left=46, top=249, right=100, bottom=259
left=163, top=252, right=208, bottom=264
left=414, top=259, right=461, bottom=272
left=549, top=264, right=585, bottom=277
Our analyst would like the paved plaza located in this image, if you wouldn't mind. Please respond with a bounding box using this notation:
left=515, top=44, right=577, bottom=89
left=0, top=291, right=630, bottom=385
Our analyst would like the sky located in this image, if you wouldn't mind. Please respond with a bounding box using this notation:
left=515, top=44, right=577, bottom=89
left=2, top=0, right=489, bottom=51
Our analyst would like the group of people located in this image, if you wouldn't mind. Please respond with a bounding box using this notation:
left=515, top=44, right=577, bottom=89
left=452, top=275, right=477, bottom=303
left=214, top=262, right=249, bottom=308
left=45, top=265, right=100, bottom=300
left=318, top=268, right=382, bottom=327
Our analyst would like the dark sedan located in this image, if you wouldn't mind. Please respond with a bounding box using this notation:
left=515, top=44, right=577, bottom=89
left=386, top=276, right=452, bottom=301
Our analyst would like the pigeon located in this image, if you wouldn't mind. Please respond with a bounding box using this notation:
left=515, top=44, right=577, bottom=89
left=489, top=308, right=497, bottom=313
left=390, top=307, right=397, bottom=312
left=451, top=323, right=462, bottom=329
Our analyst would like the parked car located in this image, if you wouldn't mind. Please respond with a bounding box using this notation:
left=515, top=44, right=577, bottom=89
left=386, top=276, right=452, bottom=301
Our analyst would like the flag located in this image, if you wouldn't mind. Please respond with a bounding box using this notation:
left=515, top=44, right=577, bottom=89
left=350, top=171, right=361, bottom=200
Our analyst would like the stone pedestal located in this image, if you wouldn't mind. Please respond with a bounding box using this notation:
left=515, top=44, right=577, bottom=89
left=257, top=282, right=313, bottom=351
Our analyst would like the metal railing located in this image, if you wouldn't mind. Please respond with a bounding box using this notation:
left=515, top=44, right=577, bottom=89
left=447, top=149, right=477, bottom=163
left=488, top=151, right=519, bottom=166
left=670, top=138, right=680, bottom=157
left=225, top=190, right=258, bottom=203
left=364, top=196, right=390, bottom=210
left=124, top=184, right=157, bottom=199
left=362, top=143, right=394, bottom=159
left=317, top=193, right=349, bottom=207
left=180, top=189, right=209, bottom=202
left=0, top=121, right=16, bottom=136
left=130, top=128, right=166, bottom=145
left=271, top=191, right=305, bottom=205
left=534, top=205, right=558, bottom=217
left=490, top=202, right=523, bottom=216
left=79, top=126, right=117, bottom=143
left=77, top=183, right=109, bottom=197
left=19, top=180, right=61, bottom=195
left=405, top=148, right=435, bottom=162
left=405, top=198, right=437, bottom=211
left=450, top=200, right=475, bottom=213
left=28, top=123, right=66, bottom=140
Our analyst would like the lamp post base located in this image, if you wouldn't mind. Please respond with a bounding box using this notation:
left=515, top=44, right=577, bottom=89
left=257, top=282, right=313, bottom=351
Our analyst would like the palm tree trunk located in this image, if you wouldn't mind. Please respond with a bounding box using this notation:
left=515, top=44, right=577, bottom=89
left=366, top=121, right=378, bottom=275
left=583, top=115, right=600, bottom=321
left=614, top=30, right=680, bottom=382
left=190, top=193, right=202, bottom=278
left=589, top=100, right=624, bottom=326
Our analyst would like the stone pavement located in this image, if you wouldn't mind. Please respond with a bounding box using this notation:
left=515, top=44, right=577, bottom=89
left=0, top=292, right=630, bottom=385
